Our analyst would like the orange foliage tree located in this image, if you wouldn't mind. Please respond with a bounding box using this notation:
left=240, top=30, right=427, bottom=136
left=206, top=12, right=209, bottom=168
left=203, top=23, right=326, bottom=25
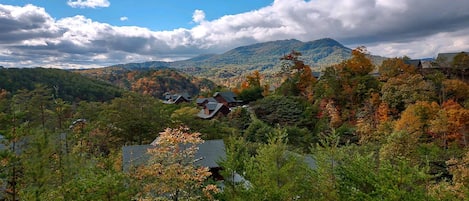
left=278, top=50, right=316, bottom=100
left=314, top=46, right=379, bottom=125
left=430, top=100, right=469, bottom=147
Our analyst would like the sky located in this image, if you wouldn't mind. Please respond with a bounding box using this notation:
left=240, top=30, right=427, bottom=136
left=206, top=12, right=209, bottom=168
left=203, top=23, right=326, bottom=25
left=0, top=0, right=468, bottom=68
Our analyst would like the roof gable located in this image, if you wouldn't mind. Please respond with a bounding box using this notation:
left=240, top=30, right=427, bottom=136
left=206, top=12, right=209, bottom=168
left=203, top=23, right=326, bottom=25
left=213, top=91, right=239, bottom=103
left=197, top=102, right=230, bottom=119
left=404, top=59, right=421, bottom=68
left=196, top=97, right=216, bottom=104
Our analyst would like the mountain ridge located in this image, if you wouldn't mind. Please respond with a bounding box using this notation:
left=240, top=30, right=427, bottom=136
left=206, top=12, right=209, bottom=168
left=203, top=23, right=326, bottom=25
left=98, top=38, right=385, bottom=86
left=108, top=38, right=356, bottom=74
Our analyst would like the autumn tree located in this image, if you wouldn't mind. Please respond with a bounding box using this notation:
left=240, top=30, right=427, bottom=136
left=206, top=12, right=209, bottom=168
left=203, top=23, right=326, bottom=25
left=442, top=79, right=469, bottom=104
left=356, top=93, right=392, bottom=143
left=134, top=127, right=218, bottom=201
left=380, top=101, right=439, bottom=162
left=237, top=70, right=265, bottom=102
left=381, top=74, right=435, bottom=113
left=314, top=46, right=379, bottom=124
left=430, top=150, right=469, bottom=200
left=378, top=57, right=416, bottom=81
left=277, top=50, right=316, bottom=99
left=429, top=100, right=469, bottom=148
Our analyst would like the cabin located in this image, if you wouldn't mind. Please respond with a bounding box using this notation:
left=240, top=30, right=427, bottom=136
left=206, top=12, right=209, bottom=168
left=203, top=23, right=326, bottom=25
left=404, top=59, right=422, bottom=69
left=196, top=97, right=217, bottom=107
left=0, top=134, right=5, bottom=151
left=122, top=139, right=226, bottom=180
left=425, top=52, right=469, bottom=81
left=213, top=91, right=242, bottom=107
left=197, top=102, right=231, bottom=119
left=436, top=53, right=463, bottom=68
left=163, top=92, right=191, bottom=104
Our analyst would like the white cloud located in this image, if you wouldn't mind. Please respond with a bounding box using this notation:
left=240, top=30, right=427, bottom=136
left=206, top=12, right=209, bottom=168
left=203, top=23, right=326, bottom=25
left=67, top=0, right=110, bottom=8
left=367, top=28, right=469, bottom=59
left=120, top=16, right=128, bottom=21
left=192, top=9, right=205, bottom=24
left=1, top=0, right=469, bottom=68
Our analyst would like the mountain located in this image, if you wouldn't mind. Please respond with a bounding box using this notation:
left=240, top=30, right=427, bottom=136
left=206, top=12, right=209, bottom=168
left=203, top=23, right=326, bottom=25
left=107, top=38, right=353, bottom=76
left=0, top=68, right=123, bottom=102
left=99, top=38, right=385, bottom=87
left=173, top=38, right=354, bottom=76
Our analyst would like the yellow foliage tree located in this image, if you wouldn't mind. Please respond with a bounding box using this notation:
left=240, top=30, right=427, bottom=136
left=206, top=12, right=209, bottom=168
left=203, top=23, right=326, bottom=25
left=134, top=127, right=218, bottom=201
left=381, top=101, right=439, bottom=161
left=430, top=151, right=469, bottom=200
left=378, top=57, right=416, bottom=81
left=345, top=46, right=374, bottom=76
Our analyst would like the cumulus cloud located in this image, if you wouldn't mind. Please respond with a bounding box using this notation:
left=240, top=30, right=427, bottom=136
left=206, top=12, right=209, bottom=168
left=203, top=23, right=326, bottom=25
left=1, top=0, right=469, bottom=68
left=120, top=16, right=128, bottom=21
left=192, top=10, right=206, bottom=24
left=67, top=0, right=110, bottom=8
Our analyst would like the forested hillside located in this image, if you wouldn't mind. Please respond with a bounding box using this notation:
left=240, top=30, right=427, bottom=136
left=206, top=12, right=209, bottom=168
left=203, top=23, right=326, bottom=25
left=0, top=68, right=122, bottom=102
left=76, top=68, right=216, bottom=98
left=0, top=48, right=468, bottom=200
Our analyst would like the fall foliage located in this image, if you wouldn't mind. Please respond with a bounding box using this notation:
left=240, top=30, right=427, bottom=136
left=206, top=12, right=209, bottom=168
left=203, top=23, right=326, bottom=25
left=134, top=127, right=219, bottom=200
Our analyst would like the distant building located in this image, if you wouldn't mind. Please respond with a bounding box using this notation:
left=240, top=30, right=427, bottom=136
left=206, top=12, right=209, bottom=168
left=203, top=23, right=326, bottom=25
left=404, top=59, right=422, bottom=69
left=213, top=91, right=242, bottom=107
left=195, top=91, right=241, bottom=119
left=0, top=134, right=5, bottom=151
left=162, top=92, right=191, bottom=104
left=196, top=97, right=217, bottom=107
left=436, top=53, right=464, bottom=68
left=427, top=52, right=468, bottom=81
left=197, top=102, right=231, bottom=119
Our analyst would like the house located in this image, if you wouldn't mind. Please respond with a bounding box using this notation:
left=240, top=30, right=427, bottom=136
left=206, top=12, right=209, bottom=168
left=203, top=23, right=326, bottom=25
left=404, top=59, right=422, bottom=69
left=213, top=91, right=242, bottom=107
left=436, top=53, right=464, bottom=68
left=197, top=102, right=231, bottom=119
left=122, top=139, right=226, bottom=180
left=0, top=134, right=5, bottom=151
left=163, top=92, right=191, bottom=104
left=196, top=97, right=217, bottom=107
left=423, top=52, right=469, bottom=81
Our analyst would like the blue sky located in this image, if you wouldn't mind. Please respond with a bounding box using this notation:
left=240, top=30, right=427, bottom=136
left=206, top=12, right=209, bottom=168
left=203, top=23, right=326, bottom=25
left=1, top=0, right=273, bottom=30
left=0, top=0, right=469, bottom=68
